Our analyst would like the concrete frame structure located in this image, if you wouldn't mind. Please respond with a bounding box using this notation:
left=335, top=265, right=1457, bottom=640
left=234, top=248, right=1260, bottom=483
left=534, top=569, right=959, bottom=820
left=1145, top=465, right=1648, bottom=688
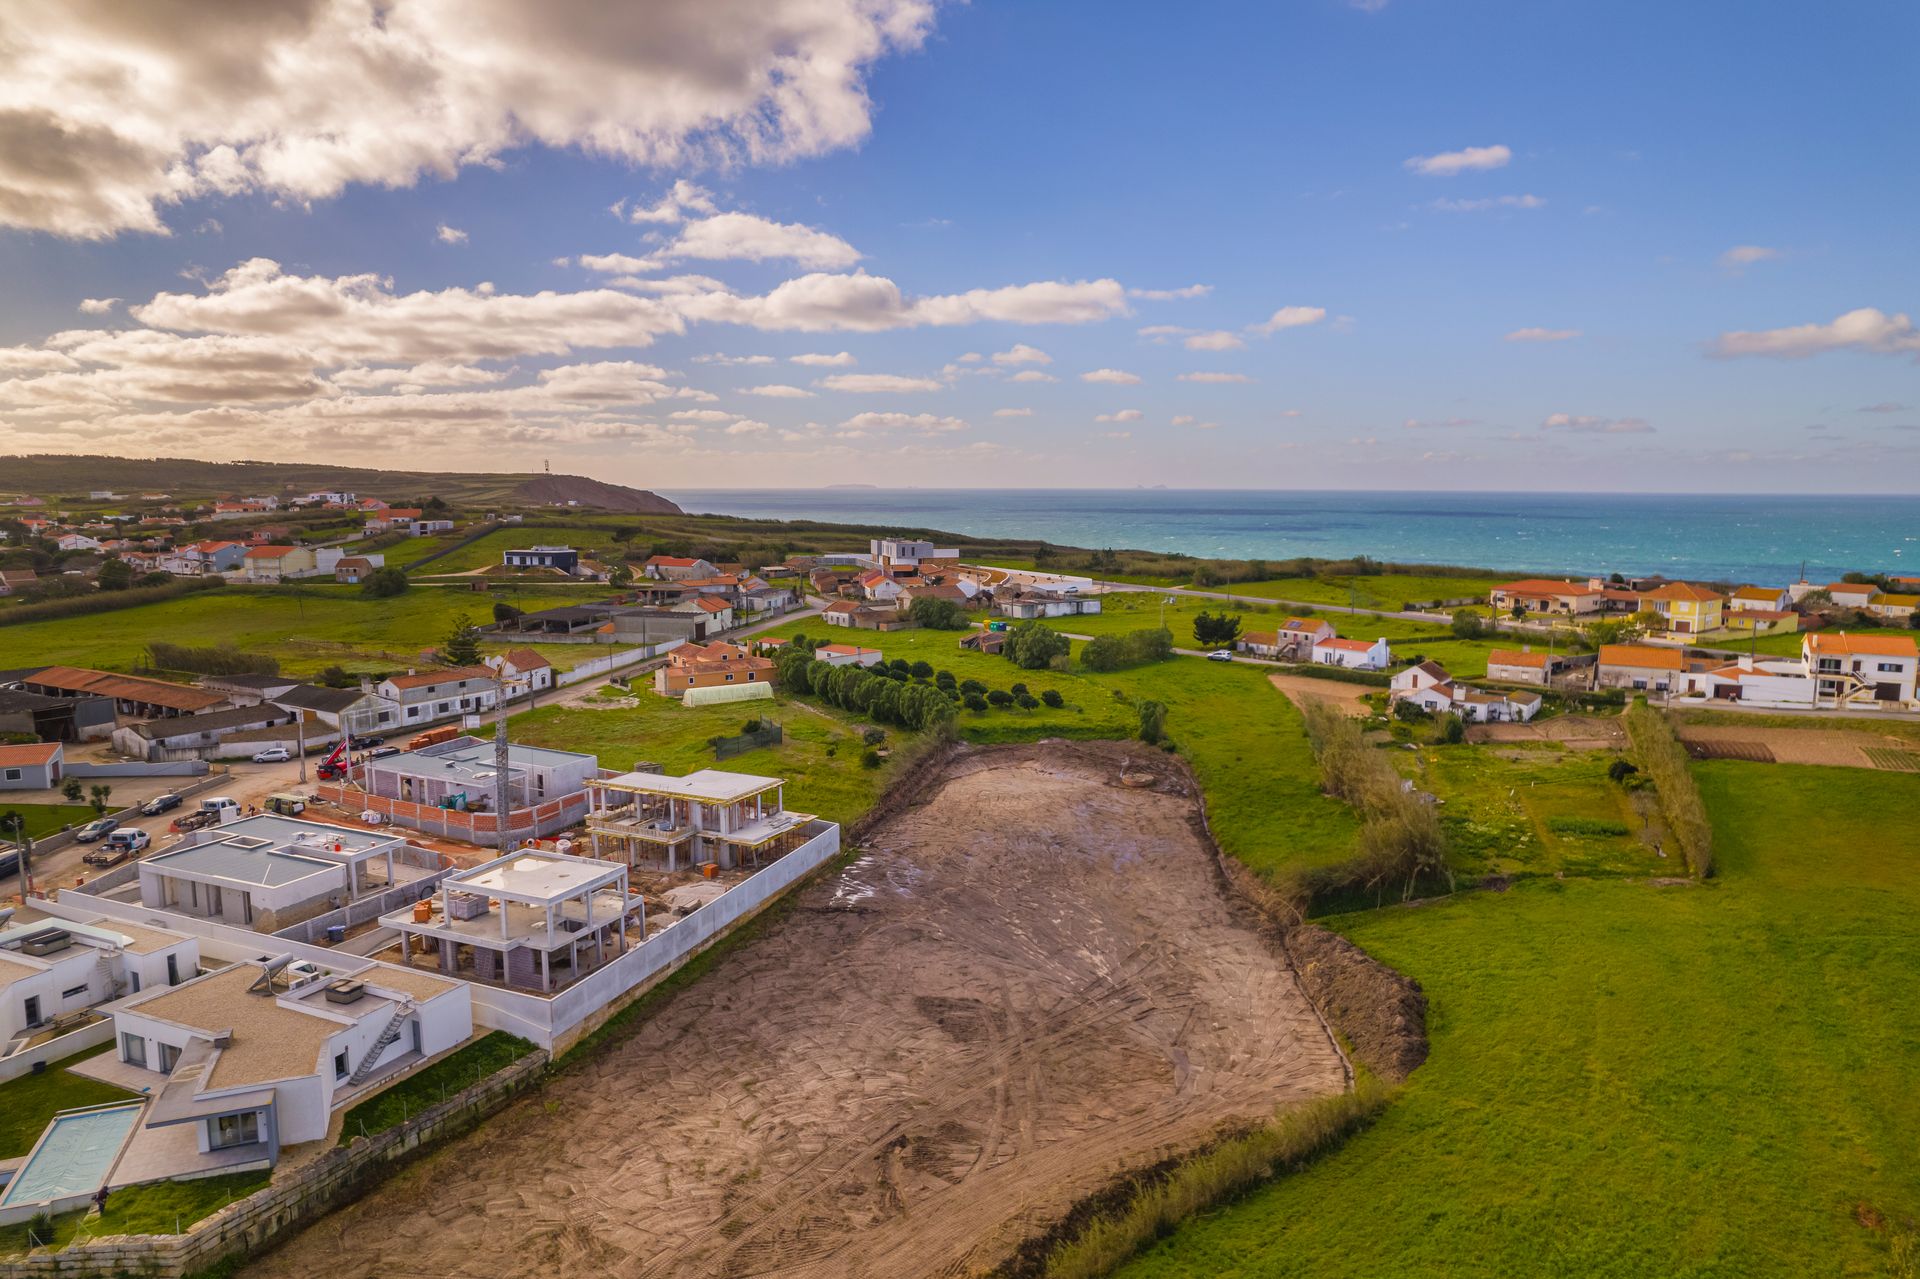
left=358, top=737, right=597, bottom=814
left=382, top=850, right=643, bottom=994
left=585, top=768, right=816, bottom=872
left=139, top=816, right=426, bottom=932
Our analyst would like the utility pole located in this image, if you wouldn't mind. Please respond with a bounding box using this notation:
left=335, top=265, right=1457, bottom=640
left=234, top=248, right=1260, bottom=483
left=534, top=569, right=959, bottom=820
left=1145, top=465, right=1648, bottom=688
left=295, top=713, right=308, bottom=784
left=492, top=697, right=511, bottom=853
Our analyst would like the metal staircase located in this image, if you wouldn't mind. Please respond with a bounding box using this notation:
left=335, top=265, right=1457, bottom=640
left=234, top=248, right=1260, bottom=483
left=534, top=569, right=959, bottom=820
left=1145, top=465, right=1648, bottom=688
left=347, top=999, right=414, bottom=1086
left=94, top=953, right=125, bottom=1000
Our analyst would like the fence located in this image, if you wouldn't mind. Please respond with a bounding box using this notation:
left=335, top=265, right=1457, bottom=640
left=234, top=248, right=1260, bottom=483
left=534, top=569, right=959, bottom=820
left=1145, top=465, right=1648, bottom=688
left=0, top=1051, right=547, bottom=1278
left=713, top=723, right=783, bottom=759
left=313, top=785, right=589, bottom=843
left=555, top=641, right=679, bottom=686
left=62, top=761, right=211, bottom=779
left=272, top=864, right=454, bottom=945
left=0, top=1017, right=116, bottom=1084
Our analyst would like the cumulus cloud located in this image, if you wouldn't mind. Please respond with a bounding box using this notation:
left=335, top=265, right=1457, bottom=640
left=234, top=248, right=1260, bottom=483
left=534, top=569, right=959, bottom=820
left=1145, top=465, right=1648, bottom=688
left=670, top=408, right=740, bottom=422
left=1719, top=244, right=1782, bottom=273
left=78, top=298, right=120, bottom=315
left=1178, top=371, right=1254, bottom=384
left=690, top=352, right=774, bottom=365
left=331, top=360, right=508, bottom=390
left=1711, top=308, right=1920, bottom=360
left=679, top=271, right=1128, bottom=332
left=1542, top=413, right=1654, bottom=434
left=1404, top=144, right=1512, bottom=177
left=436, top=224, right=469, bottom=245
left=742, top=383, right=815, bottom=397
left=1249, top=306, right=1327, bottom=335
left=789, top=351, right=855, bottom=367
left=661, top=211, right=861, bottom=268
left=992, top=343, right=1051, bottom=366
left=618, top=180, right=718, bottom=225
left=1009, top=370, right=1057, bottom=383
left=838, top=410, right=965, bottom=436
left=814, top=373, right=940, bottom=393
left=1429, top=194, right=1544, bottom=212
left=0, top=1, right=940, bottom=237
left=577, top=252, right=658, bottom=274
left=1184, top=330, right=1246, bottom=352
left=993, top=407, right=1032, bottom=417
left=1126, top=284, right=1210, bottom=300
left=1505, top=327, right=1581, bottom=343
left=1095, top=408, right=1142, bottom=423
left=1081, top=368, right=1141, bottom=385
left=1171, top=415, right=1194, bottom=426
left=724, top=418, right=770, bottom=434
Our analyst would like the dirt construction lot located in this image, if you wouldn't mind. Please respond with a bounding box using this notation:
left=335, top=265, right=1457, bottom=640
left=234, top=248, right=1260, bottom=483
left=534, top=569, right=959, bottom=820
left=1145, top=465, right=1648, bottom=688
left=1675, top=723, right=1920, bottom=770
left=244, top=745, right=1347, bottom=1279
left=1268, top=671, right=1373, bottom=716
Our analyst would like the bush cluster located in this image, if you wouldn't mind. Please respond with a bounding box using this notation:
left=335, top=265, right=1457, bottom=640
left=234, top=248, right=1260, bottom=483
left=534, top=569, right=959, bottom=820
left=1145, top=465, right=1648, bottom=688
left=1624, top=702, right=1714, bottom=877
left=774, top=648, right=956, bottom=731
left=1299, top=700, right=1451, bottom=904
left=1081, top=627, right=1174, bottom=673
left=0, top=575, right=224, bottom=629
left=146, top=642, right=280, bottom=677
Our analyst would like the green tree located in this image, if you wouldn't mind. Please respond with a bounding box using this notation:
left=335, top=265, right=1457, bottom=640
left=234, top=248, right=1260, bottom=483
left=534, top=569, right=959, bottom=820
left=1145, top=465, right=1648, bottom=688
left=87, top=784, right=113, bottom=817
left=96, top=557, right=134, bottom=591
left=987, top=689, right=1013, bottom=706
left=963, top=692, right=988, bottom=712
left=492, top=601, right=523, bottom=624
left=909, top=597, right=968, bottom=630
left=1040, top=689, right=1064, bottom=708
left=61, top=777, right=84, bottom=803
left=909, top=660, right=934, bottom=680
left=1449, top=609, right=1485, bottom=639
left=1137, top=699, right=1168, bottom=745
left=1002, top=621, right=1070, bottom=670
left=361, top=566, right=410, bottom=597
left=443, top=615, right=484, bottom=666
left=608, top=564, right=635, bottom=589
left=1192, top=611, right=1242, bottom=647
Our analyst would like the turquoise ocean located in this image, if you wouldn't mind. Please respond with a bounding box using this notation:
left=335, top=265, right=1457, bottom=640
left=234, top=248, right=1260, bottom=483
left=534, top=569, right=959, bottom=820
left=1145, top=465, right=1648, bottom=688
left=660, top=489, right=1920, bottom=586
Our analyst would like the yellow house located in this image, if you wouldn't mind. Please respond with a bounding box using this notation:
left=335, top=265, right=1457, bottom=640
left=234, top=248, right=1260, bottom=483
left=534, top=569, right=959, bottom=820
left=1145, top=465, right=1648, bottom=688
left=1638, top=582, right=1724, bottom=635
left=1722, top=609, right=1799, bottom=635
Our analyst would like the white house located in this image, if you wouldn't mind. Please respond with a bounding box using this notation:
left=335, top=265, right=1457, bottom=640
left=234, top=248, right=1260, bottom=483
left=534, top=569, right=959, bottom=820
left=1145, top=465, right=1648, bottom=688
left=1728, top=585, right=1791, bottom=612
left=1311, top=635, right=1391, bottom=670
left=1802, top=631, right=1919, bottom=709
left=110, top=959, right=471, bottom=1158
left=869, top=538, right=959, bottom=574
left=1485, top=648, right=1563, bottom=685
left=485, top=648, right=555, bottom=697
left=375, top=667, right=500, bottom=726
left=814, top=644, right=885, bottom=668
left=1388, top=660, right=1540, bottom=722
left=1, top=914, right=198, bottom=1055
left=56, top=533, right=103, bottom=552
left=1824, top=582, right=1878, bottom=609
left=0, top=741, right=63, bottom=790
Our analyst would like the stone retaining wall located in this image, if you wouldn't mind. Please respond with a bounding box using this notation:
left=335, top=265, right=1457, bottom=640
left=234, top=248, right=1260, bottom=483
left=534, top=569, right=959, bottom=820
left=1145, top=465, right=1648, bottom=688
left=0, top=1052, right=548, bottom=1278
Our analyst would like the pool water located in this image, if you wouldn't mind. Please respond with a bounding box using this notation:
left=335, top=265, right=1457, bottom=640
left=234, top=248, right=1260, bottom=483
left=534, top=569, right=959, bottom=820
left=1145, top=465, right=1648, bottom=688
left=0, top=1103, right=142, bottom=1207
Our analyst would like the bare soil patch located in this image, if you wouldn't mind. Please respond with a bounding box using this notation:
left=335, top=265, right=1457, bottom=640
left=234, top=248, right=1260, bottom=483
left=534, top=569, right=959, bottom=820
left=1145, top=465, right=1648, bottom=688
left=1675, top=724, right=1917, bottom=770
left=243, top=744, right=1346, bottom=1279
left=1268, top=671, right=1373, bottom=716
left=1468, top=713, right=1625, bottom=751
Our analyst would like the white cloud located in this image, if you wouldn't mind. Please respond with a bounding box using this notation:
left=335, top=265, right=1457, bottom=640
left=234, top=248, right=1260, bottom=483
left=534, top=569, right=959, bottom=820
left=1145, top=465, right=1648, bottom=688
left=1720, top=244, right=1782, bottom=272
left=1403, top=416, right=1480, bottom=430
left=1081, top=368, right=1141, bottom=385
left=1126, top=284, right=1211, bottom=301
left=992, top=343, right=1051, bottom=366
left=621, top=180, right=717, bottom=225
left=577, top=252, right=659, bottom=274
left=1429, top=194, right=1544, bottom=213
left=1171, top=415, right=1194, bottom=426
left=742, top=383, right=815, bottom=397
left=1136, top=325, right=1191, bottom=343
left=78, top=297, right=120, bottom=315
left=724, top=418, right=770, bottom=435
left=671, top=409, right=739, bottom=422
left=1542, top=413, right=1654, bottom=434
left=436, top=224, right=469, bottom=245
left=1711, top=308, right=1920, bottom=360
left=661, top=211, right=861, bottom=269
left=838, top=411, right=966, bottom=436
left=1184, top=330, right=1246, bottom=352
left=1249, top=306, right=1327, bottom=335
left=1178, top=371, right=1254, bottom=384
left=1009, top=370, right=1057, bottom=383
left=1098, top=430, right=1132, bottom=440
left=690, top=352, right=774, bottom=365
left=1095, top=409, right=1142, bottom=423
left=815, top=373, right=941, bottom=393
left=993, top=407, right=1032, bottom=417
left=955, top=352, right=982, bottom=363
left=331, top=360, right=508, bottom=390
left=679, top=271, right=1129, bottom=332
left=789, top=351, right=855, bottom=367
left=1505, top=327, right=1581, bottom=343
left=0, top=2, right=940, bottom=237
left=1404, top=144, right=1511, bottom=177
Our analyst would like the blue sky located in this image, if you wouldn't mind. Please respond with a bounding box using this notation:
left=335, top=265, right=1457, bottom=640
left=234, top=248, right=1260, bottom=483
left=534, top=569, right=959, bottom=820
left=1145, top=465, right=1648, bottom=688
left=1, top=0, right=1916, bottom=491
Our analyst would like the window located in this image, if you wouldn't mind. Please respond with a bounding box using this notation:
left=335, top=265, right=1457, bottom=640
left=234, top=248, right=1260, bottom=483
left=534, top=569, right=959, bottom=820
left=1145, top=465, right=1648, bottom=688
left=62, top=984, right=89, bottom=1000
left=130, top=972, right=141, bottom=993
left=334, top=1050, right=349, bottom=1079
left=166, top=954, right=179, bottom=985
left=121, top=1032, right=147, bottom=1068
left=1879, top=662, right=1905, bottom=673
left=210, top=1111, right=260, bottom=1150
left=158, top=1042, right=179, bottom=1072
left=2, top=768, right=18, bottom=782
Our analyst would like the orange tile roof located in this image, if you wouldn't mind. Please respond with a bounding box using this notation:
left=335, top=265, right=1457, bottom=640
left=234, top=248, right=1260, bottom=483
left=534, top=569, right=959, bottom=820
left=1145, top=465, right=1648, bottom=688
left=1316, top=637, right=1379, bottom=652
left=1497, top=579, right=1599, bottom=596
left=1598, top=644, right=1686, bottom=671
left=0, top=741, right=61, bottom=767
left=383, top=665, right=496, bottom=690
left=501, top=648, right=551, bottom=670
left=692, top=597, right=732, bottom=613
left=1806, top=632, right=1919, bottom=658
left=1640, top=582, right=1721, bottom=603
left=1488, top=649, right=1550, bottom=668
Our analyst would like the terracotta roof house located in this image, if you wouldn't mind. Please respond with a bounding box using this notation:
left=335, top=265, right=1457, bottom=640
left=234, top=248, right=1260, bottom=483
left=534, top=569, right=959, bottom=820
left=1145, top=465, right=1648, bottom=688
left=1595, top=644, right=1688, bottom=691
left=1490, top=579, right=1603, bottom=616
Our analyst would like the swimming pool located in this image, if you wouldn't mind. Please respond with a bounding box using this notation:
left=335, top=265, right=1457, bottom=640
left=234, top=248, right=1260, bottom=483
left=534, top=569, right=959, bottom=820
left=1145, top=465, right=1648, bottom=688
left=0, top=1103, right=143, bottom=1209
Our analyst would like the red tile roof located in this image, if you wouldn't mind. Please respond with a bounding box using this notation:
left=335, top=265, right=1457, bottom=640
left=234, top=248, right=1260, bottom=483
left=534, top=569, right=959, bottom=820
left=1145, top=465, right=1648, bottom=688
left=1806, top=632, right=1918, bottom=658
left=0, top=741, right=61, bottom=767
left=1496, top=578, right=1599, bottom=597
left=1488, top=649, right=1550, bottom=668
left=383, top=665, right=496, bottom=690
left=1598, top=644, right=1686, bottom=671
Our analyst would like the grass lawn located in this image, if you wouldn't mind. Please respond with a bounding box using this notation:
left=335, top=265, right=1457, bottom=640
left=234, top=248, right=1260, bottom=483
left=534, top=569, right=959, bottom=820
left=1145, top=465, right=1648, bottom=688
left=1224, top=573, right=1503, bottom=611
left=337, top=1032, right=539, bottom=1143
left=0, top=803, right=97, bottom=841
left=0, top=583, right=608, bottom=678
left=396, top=526, right=631, bottom=575
left=1113, top=759, right=1920, bottom=1279
left=0, top=1169, right=270, bottom=1255
left=0, top=1045, right=138, bottom=1158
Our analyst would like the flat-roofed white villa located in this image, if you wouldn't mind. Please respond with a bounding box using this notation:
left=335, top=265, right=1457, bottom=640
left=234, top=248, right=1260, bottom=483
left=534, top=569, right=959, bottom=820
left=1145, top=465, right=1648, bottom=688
left=380, top=849, right=644, bottom=993
left=584, top=768, right=818, bottom=872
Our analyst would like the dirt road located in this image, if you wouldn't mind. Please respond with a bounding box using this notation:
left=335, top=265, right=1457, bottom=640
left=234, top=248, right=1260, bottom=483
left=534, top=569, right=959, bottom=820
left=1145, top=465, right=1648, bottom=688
left=244, top=744, right=1347, bottom=1279
left=1268, top=671, right=1373, bottom=716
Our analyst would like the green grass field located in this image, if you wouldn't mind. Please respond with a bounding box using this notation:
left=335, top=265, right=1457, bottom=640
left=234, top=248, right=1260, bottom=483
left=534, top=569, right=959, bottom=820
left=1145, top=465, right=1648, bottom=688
left=0, top=803, right=97, bottom=840
left=338, top=1032, right=539, bottom=1143
left=0, top=584, right=612, bottom=677
left=1112, top=759, right=1920, bottom=1279
left=1223, top=573, right=1503, bottom=610
left=0, top=1046, right=137, bottom=1158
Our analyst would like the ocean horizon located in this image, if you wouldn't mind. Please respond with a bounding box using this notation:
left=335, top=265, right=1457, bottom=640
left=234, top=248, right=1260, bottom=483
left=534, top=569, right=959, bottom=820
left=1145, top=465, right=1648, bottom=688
left=660, top=488, right=1920, bottom=586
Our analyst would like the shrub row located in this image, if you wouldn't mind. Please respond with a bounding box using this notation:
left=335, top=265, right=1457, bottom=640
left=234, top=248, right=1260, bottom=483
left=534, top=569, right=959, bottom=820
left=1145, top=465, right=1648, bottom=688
left=1624, top=702, right=1714, bottom=877
left=1080, top=627, right=1173, bottom=673
left=1294, top=700, right=1451, bottom=908
left=0, top=575, right=225, bottom=628
left=146, top=641, right=280, bottom=677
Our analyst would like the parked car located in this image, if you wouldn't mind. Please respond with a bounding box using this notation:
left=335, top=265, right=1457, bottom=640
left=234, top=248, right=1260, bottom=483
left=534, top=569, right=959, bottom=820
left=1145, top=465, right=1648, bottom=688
left=252, top=746, right=291, bottom=763
left=1206, top=649, right=1234, bottom=662
left=367, top=745, right=402, bottom=759
left=265, top=793, right=305, bottom=816
left=74, top=817, right=118, bottom=842
left=82, top=845, right=130, bottom=869
left=171, top=810, right=216, bottom=833
left=104, top=828, right=151, bottom=853
left=141, top=793, right=183, bottom=817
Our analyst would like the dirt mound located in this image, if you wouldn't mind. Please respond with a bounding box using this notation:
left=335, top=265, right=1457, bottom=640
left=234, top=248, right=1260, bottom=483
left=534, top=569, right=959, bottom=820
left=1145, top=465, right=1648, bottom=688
left=511, top=473, right=682, bottom=513
left=1283, top=925, right=1429, bottom=1082
left=243, top=742, right=1346, bottom=1279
